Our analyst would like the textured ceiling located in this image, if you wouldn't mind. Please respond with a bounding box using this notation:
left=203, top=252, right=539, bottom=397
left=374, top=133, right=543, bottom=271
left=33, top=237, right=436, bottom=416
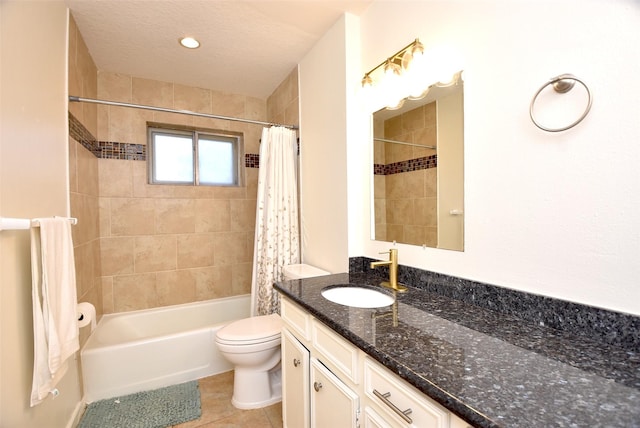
left=65, top=0, right=372, bottom=99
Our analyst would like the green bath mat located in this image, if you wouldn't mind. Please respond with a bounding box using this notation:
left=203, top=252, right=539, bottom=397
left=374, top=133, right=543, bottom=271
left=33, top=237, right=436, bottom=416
left=78, top=380, right=201, bottom=428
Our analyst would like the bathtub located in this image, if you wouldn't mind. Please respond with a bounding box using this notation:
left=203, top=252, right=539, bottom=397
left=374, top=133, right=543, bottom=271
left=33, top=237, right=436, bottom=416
left=81, top=294, right=250, bottom=403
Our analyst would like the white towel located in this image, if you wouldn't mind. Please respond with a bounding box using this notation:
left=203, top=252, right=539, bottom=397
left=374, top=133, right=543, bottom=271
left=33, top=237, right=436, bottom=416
left=30, top=217, right=79, bottom=406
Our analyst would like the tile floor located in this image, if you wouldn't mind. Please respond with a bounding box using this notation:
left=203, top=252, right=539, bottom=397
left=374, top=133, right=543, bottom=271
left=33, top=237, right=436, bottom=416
left=173, top=371, right=283, bottom=428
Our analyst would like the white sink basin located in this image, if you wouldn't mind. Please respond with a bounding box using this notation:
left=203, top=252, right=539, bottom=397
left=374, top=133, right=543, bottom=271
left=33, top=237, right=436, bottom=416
left=321, top=285, right=395, bottom=308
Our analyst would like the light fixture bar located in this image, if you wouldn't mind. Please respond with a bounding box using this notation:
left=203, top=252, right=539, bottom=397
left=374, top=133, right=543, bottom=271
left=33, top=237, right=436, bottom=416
left=362, top=38, right=422, bottom=86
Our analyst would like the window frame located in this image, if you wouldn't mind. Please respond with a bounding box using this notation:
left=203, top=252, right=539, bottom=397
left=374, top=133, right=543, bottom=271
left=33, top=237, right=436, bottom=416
left=147, top=123, right=244, bottom=187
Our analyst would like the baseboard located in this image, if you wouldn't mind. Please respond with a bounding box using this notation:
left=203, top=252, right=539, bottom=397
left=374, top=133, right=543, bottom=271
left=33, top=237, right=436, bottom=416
left=66, top=400, right=86, bottom=428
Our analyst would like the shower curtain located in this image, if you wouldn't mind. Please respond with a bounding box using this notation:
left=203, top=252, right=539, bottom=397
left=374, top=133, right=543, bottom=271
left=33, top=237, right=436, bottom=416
left=251, top=126, right=300, bottom=316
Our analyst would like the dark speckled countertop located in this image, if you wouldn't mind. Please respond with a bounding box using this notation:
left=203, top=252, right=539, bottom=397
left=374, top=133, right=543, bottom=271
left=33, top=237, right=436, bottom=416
left=274, top=272, right=640, bottom=428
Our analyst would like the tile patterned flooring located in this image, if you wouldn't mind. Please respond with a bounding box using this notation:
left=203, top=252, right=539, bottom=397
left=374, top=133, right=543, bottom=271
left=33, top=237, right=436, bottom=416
left=173, top=371, right=283, bottom=428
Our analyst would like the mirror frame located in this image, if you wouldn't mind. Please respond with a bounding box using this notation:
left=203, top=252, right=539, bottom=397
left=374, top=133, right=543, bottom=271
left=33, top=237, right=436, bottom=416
left=370, top=73, right=464, bottom=251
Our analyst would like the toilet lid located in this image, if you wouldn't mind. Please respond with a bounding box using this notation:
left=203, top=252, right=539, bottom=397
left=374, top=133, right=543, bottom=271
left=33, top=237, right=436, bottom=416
left=216, top=314, right=282, bottom=342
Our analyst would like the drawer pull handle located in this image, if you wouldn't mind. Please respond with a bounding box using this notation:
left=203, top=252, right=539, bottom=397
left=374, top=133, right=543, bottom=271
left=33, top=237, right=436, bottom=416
left=314, top=381, right=323, bottom=392
left=293, top=358, right=300, bottom=367
left=373, top=389, right=413, bottom=424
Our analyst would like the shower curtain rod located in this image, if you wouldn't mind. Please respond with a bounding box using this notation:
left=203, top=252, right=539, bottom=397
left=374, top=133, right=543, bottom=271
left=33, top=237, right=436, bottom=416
left=68, top=96, right=299, bottom=130
left=374, top=137, right=436, bottom=150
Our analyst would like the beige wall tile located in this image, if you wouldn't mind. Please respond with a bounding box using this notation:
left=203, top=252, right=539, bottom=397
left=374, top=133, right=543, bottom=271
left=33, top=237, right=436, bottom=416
left=101, top=237, right=134, bottom=276
left=156, top=270, right=196, bottom=306
left=69, top=139, right=78, bottom=194
left=405, top=170, right=425, bottom=198
left=134, top=235, right=177, bottom=273
left=108, top=106, right=135, bottom=144
left=110, top=198, right=156, bottom=236
left=98, top=198, right=111, bottom=238
left=155, top=199, right=196, bottom=234
left=177, top=233, right=214, bottom=269
left=101, top=277, right=114, bottom=314
left=246, top=96, right=267, bottom=121
left=232, top=262, right=253, bottom=295
left=77, top=144, right=99, bottom=196
left=113, top=273, right=157, bottom=312
left=211, top=90, right=244, bottom=117
left=98, top=71, right=132, bottom=103
left=404, top=225, right=427, bottom=246
left=195, top=199, right=231, bottom=233
left=230, top=199, right=256, bottom=232
left=174, top=84, right=211, bottom=113
left=193, top=265, right=233, bottom=300
left=213, top=232, right=250, bottom=266
left=425, top=168, right=437, bottom=197
left=132, top=77, right=173, bottom=108
left=98, top=159, right=132, bottom=197
left=97, top=104, right=109, bottom=141
left=214, top=186, right=246, bottom=200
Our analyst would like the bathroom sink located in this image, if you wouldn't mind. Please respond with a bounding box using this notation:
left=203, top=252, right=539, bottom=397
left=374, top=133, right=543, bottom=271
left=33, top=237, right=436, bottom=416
left=321, top=284, right=395, bottom=308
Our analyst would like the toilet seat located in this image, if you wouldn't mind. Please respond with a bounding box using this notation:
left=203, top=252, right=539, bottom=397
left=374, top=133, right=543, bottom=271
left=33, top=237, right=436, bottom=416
left=216, top=314, right=282, bottom=346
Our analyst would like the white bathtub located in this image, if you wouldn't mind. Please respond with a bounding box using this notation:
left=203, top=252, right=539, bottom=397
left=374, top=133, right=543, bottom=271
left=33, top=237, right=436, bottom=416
left=81, top=294, right=250, bottom=403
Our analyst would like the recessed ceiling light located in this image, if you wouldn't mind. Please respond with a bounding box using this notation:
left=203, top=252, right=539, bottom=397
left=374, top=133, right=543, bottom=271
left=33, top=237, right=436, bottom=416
left=179, top=37, right=200, bottom=49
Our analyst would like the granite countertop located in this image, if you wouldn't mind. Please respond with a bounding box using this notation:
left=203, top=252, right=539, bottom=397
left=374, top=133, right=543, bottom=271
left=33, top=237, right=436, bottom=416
left=274, top=272, right=640, bottom=428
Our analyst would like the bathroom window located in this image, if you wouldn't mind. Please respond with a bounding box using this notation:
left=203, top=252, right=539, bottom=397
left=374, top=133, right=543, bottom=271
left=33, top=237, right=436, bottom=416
left=148, top=125, right=243, bottom=186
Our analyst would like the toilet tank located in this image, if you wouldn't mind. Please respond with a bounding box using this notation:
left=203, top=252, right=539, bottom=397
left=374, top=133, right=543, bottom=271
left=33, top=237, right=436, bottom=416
left=282, top=264, right=330, bottom=280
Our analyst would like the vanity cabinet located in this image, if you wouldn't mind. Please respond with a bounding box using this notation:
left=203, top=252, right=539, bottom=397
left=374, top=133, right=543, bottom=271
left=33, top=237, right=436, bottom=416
left=282, top=328, right=310, bottom=428
left=311, top=358, right=360, bottom=427
left=280, top=297, right=470, bottom=428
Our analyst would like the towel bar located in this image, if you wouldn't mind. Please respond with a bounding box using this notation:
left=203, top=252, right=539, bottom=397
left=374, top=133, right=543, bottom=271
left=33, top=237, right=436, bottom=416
left=0, top=217, right=78, bottom=231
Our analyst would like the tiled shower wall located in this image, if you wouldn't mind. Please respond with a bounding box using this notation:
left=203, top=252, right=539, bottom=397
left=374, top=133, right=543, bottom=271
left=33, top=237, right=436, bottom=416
left=96, top=73, right=265, bottom=313
left=68, top=15, right=299, bottom=314
left=373, top=101, right=438, bottom=247
left=68, top=15, right=102, bottom=345
left=97, top=69, right=297, bottom=314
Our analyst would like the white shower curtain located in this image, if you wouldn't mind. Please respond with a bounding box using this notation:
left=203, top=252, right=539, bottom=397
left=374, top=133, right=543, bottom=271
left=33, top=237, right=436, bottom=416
left=251, top=126, right=300, bottom=316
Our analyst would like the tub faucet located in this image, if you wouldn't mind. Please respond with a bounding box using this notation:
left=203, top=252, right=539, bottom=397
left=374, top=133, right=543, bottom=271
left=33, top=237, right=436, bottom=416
left=370, top=249, right=407, bottom=292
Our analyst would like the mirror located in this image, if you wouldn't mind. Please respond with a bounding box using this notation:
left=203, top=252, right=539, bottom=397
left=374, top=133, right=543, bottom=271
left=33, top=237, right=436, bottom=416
left=372, top=73, right=464, bottom=251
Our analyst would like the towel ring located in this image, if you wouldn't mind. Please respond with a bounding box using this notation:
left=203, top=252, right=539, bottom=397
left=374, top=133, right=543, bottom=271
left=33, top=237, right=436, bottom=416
left=530, top=74, right=592, bottom=132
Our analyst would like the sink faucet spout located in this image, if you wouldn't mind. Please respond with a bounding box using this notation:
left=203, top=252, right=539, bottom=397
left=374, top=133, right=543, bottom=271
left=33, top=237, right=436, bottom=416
left=370, top=249, right=407, bottom=292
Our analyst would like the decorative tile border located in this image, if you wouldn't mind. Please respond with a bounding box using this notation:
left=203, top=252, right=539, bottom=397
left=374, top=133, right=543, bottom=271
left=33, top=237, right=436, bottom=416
left=245, top=154, right=260, bottom=168
left=349, top=256, right=640, bottom=351
left=374, top=154, right=437, bottom=175
left=69, top=112, right=261, bottom=167
left=99, top=142, right=146, bottom=160
left=69, top=112, right=100, bottom=156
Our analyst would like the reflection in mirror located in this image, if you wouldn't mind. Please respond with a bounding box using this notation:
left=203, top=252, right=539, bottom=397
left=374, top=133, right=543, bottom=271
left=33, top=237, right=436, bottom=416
left=372, top=73, right=464, bottom=251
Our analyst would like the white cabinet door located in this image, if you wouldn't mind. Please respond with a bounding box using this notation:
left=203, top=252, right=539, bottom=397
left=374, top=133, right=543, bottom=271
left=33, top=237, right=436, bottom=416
left=310, top=358, right=360, bottom=428
left=282, top=328, right=310, bottom=428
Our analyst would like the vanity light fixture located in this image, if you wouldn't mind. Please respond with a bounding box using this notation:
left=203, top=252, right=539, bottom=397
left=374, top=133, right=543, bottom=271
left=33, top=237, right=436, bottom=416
left=362, top=38, right=429, bottom=108
left=361, top=38, right=424, bottom=89
left=179, top=37, right=200, bottom=49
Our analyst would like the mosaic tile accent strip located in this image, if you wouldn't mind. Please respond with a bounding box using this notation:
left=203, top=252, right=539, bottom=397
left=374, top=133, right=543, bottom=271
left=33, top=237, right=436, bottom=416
left=69, top=112, right=101, bottom=157
left=99, top=142, right=146, bottom=160
left=245, top=153, right=260, bottom=168
left=70, top=112, right=269, bottom=166
left=374, top=154, right=437, bottom=175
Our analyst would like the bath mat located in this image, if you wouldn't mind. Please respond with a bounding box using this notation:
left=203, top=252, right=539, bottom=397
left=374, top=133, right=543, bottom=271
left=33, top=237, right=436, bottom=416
left=78, top=380, right=201, bottom=428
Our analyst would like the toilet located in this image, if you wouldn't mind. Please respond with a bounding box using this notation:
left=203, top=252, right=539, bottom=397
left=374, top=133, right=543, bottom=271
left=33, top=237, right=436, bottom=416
left=215, top=263, right=329, bottom=409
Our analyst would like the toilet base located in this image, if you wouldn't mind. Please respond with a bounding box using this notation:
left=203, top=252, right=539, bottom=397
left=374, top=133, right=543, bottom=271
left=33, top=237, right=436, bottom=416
left=231, top=365, right=282, bottom=409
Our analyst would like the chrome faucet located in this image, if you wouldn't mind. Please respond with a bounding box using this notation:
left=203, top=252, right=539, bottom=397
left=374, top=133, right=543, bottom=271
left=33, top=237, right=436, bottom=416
left=370, top=249, right=407, bottom=292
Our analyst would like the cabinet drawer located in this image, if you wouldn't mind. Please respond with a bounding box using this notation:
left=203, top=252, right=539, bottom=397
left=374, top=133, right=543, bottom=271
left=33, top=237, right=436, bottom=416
left=364, top=357, right=449, bottom=428
left=281, top=297, right=311, bottom=341
left=311, top=319, right=359, bottom=384
left=363, top=406, right=394, bottom=428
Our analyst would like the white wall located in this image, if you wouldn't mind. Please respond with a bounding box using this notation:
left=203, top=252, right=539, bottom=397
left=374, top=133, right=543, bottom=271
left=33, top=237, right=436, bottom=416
left=299, top=14, right=361, bottom=273
left=351, top=0, right=640, bottom=315
left=1, top=2, right=83, bottom=427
